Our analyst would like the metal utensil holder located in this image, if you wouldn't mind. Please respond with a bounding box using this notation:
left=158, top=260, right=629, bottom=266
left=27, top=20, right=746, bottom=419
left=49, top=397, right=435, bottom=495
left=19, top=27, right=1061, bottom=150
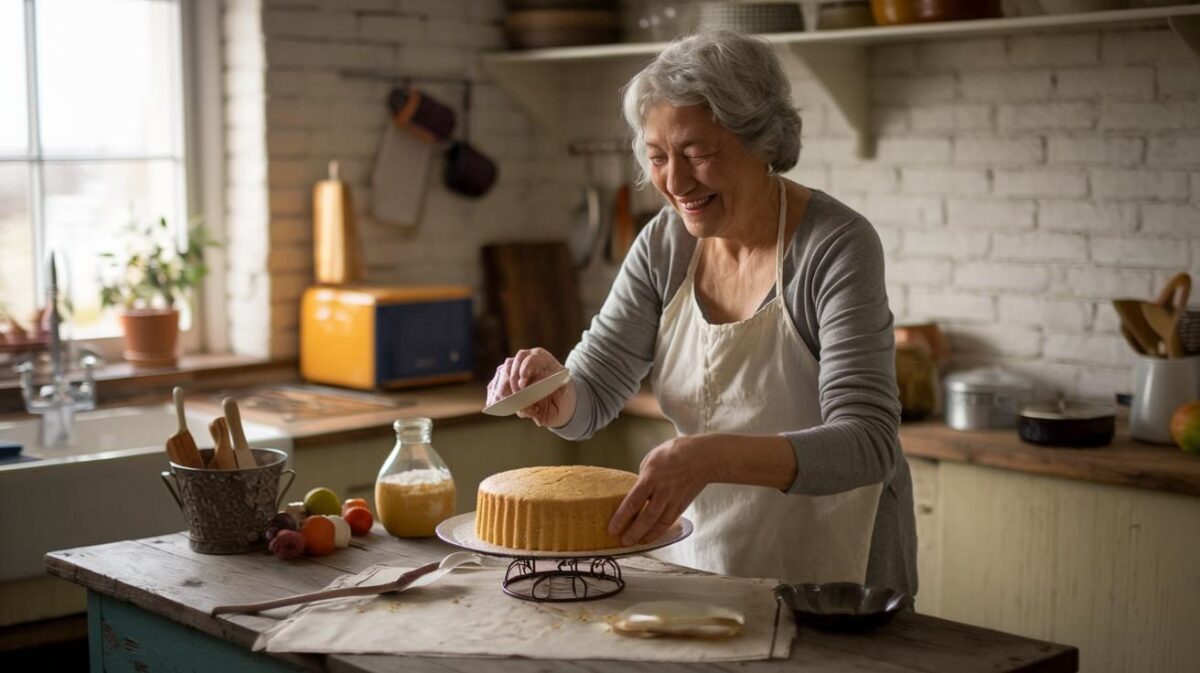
left=502, top=556, right=624, bottom=602
left=1180, top=310, right=1200, bottom=355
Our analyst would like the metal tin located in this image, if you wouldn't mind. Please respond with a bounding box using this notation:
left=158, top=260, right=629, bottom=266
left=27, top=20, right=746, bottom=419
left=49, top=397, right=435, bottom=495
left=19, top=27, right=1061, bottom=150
left=943, top=367, right=1035, bottom=430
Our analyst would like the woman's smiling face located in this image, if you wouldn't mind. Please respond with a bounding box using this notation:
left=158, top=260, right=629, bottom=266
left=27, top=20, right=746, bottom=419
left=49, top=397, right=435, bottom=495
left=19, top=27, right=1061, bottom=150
left=643, top=103, right=773, bottom=239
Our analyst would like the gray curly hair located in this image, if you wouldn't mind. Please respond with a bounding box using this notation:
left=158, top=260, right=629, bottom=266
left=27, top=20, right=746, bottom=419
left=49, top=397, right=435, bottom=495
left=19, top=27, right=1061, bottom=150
left=622, top=30, right=803, bottom=184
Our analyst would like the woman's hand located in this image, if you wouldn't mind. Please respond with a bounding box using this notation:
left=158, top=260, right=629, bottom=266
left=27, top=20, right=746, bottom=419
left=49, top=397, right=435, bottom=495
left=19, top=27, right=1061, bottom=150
left=486, top=347, right=577, bottom=428
left=608, top=435, right=716, bottom=547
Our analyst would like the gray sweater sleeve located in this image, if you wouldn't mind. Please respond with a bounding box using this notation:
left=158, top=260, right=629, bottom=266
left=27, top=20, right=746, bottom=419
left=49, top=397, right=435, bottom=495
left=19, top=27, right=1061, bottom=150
left=553, top=190, right=902, bottom=497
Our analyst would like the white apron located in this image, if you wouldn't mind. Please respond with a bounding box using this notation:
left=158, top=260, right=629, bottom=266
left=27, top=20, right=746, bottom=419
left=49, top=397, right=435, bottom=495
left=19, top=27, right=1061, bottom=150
left=651, top=183, right=883, bottom=585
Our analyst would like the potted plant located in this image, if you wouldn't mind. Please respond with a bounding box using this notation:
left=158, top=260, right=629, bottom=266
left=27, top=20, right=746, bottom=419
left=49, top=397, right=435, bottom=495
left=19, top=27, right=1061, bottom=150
left=99, top=216, right=217, bottom=366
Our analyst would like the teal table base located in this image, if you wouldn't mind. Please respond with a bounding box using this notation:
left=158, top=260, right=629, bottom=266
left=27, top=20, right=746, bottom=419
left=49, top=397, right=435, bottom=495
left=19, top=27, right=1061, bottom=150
left=87, top=591, right=304, bottom=672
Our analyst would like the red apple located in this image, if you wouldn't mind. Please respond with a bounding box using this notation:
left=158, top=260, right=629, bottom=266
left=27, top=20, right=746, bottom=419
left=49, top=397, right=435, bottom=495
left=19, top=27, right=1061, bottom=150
left=1171, top=401, right=1200, bottom=455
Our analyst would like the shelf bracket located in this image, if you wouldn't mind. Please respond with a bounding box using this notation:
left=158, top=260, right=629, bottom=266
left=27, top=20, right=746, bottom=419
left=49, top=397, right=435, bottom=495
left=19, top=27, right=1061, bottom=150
left=482, top=59, right=565, bottom=128
left=786, top=43, right=873, bottom=159
left=1168, top=14, right=1200, bottom=59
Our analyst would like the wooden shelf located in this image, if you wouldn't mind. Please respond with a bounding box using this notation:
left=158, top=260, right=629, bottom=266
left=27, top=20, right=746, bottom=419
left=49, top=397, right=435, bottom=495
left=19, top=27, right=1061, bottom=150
left=483, top=5, right=1200, bottom=157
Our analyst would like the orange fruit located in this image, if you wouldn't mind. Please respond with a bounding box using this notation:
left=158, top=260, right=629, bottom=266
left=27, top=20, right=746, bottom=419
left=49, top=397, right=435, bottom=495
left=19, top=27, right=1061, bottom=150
left=343, top=506, right=373, bottom=536
left=341, top=497, right=369, bottom=516
left=301, top=516, right=336, bottom=556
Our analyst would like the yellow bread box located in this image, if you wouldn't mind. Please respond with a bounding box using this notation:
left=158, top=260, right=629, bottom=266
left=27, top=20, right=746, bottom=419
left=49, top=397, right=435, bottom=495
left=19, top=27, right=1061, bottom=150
left=300, top=285, right=473, bottom=390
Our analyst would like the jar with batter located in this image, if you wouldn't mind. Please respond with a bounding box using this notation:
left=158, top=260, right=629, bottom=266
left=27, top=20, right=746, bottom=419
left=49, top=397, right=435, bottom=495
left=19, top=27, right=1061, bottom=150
left=375, top=417, right=456, bottom=538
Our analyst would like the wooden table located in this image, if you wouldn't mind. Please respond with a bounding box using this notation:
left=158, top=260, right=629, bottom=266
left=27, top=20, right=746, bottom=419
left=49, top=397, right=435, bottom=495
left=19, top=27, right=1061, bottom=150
left=46, top=529, right=1078, bottom=673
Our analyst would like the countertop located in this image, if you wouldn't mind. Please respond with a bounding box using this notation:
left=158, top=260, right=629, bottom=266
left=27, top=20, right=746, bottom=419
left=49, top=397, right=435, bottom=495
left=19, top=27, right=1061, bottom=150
left=45, top=529, right=1077, bottom=672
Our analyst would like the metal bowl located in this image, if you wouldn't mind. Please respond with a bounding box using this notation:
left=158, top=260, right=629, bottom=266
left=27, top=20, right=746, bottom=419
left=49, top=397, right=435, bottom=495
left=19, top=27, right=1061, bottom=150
left=775, top=582, right=912, bottom=632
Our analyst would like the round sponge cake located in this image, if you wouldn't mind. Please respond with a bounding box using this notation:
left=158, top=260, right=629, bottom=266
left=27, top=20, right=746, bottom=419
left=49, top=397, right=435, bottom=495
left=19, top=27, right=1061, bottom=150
left=475, top=465, right=637, bottom=552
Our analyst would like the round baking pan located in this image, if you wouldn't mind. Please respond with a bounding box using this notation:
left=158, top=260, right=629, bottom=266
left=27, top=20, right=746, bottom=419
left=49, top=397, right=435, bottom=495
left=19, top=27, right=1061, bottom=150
left=1018, top=400, right=1116, bottom=448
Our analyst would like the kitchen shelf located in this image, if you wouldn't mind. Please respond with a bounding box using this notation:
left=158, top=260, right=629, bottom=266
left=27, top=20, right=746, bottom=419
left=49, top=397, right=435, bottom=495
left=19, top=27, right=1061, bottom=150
left=483, top=5, right=1200, bottom=158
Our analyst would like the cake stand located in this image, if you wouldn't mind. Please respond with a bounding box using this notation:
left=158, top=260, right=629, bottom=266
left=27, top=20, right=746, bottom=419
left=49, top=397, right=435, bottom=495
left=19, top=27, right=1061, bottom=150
left=435, top=512, right=693, bottom=603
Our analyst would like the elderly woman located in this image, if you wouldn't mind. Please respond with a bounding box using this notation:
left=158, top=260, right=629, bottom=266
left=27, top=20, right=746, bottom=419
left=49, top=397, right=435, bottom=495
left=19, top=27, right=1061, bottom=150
left=486, top=30, right=916, bottom=594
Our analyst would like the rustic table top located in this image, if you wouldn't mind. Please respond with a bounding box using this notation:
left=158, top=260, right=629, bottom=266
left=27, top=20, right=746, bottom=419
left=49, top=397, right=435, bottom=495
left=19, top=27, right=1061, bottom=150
left=46, top=527, right=1077, bottom=673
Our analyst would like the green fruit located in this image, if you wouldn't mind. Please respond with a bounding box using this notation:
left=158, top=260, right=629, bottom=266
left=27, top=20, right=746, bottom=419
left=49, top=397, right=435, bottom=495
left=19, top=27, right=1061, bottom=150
left=1171, top=401, right=1200, bottom=455
left=304, top=487, right=342, bottom=516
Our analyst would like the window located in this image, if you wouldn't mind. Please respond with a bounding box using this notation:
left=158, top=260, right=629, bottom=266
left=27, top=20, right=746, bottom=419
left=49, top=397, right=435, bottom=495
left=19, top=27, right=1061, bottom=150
left=0, top=0, right=189, bottom=340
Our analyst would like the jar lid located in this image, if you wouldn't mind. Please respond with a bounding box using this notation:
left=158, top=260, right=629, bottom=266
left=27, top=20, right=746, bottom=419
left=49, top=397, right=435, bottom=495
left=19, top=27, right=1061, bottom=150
left=1019, top=400, right=1116, bottom=421
left=393, top=417, right=433, bottom=433
left=944, top=367, right=1034, bottom=393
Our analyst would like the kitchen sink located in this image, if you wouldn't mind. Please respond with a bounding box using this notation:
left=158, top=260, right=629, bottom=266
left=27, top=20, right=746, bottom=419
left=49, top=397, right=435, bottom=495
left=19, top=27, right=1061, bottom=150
left=0, top=403, right=291, bottom=581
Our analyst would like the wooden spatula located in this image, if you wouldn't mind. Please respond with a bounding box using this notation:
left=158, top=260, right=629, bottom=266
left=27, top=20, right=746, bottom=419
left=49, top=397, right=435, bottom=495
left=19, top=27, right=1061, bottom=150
left=1113, top=299, right=1162, bottom=356
left=223, top=397, right=256, bottom=468
left=207, top=416, right=238, bottom=470
left=166, top=387, right=204, bottom=468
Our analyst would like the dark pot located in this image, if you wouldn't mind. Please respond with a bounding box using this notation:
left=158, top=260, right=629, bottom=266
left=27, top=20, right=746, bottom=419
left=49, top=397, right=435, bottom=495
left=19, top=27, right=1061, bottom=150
left=1018, top=400, right=1116, bottom=448
left=444, top=141, right=498, bottom=197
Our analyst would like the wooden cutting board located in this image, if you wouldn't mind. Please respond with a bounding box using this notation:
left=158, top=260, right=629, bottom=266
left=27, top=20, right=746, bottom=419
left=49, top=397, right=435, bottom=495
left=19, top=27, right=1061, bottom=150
left=482, top=242, right=584, bottom=363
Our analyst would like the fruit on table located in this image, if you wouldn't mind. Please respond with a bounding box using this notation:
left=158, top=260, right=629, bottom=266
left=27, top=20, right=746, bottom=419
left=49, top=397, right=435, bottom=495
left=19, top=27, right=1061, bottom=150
left=269, top=529, right=305, bottom=560
left=301, top=516, right=336, bottom=556
left=1171, top=401, right=1200, bottom=455
left=265, top=512, right=298, bottom=542
left=304, top=487, right=341, bottom=516
left=342, top=497, right=370, bottom=516
left=328, top=515, right=351, bottom=548
left=343, top=506, right=373, bottom=536
left=284, top=501, right=308, bottom=523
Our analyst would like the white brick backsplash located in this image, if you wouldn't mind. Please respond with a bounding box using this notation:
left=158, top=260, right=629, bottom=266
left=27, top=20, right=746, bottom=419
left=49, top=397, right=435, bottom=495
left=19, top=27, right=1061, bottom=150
left=900, top=229, right=990, bottom=258
left=1010, top=34, right=1098, bottom=67
left=1039, top=200, right=1138, bottom=233
left=874, top=75, right=957, bottom=105
left=1146, top=136, right=1200, bottom=168
left=262, top=9, right=354, bottom=39
left=870, top=107, right=911, bottom=137
left=1090, top=169, right=1189, bottom=200
left=1099, top=102, right=1200, bottom=131
left=994, top=169, right=1088, bottom=198
left=947, top=198, right=1035, bottom=230
left=955, top=262, right=1050, bottom=291
left=1044, top=334, right=1129, bottom=367
left=1141, top=203, right=1200, bottom=237
left=399, top=0, right=466, bottom=19
left=997, top=102, right=1097, bottom=132
left=1101, top=28, right=1194, bottom=65
left=269, top=217, right=312, bottom=245
left=999, top=296, right=1091, bottom=332
left=960, top=71, right=1053, bottom=103
left=831, top=165, right=899, bottom=194
left=1158, top=63, right=1200, bottom=98
left=267, top=244, right=312, bottom=274
left=871, top=44, right=917, bottom=75
left=876, top=138, right=953, bottom=165
left=908, top=289, right=995, bottom=323
left=1047, top=137, right=1143, bottom=166
left=1076, top=367, right=1134, bottom=400
left=268, top=188, right=308, bottom=216
left=910, top=104, right=993, bottom=133
left=875, top=226, right=902, bottom=254
left=858, top=194, right=943, bottom=226
left=948, top=324, right=1042, bottom=358
left=992, top=231, right=1088, bottom=262
left=396, top=44, right=468, bottom=77
left=902, top=167, right=990, bottom=196
left=1054, top=67, right=1154, bottom=100
left=1194, top=173, right=1200, bottom=202
left=954, top=137, right=1044, bottom=166
left=1060, top=267, right=1157, bottom=300
left=917, top=39, right=1007, bottom=72
left=357, top=14, right=422, bottom=43
left=1091, top=236, right=1190, bottom=268
left=798, top=138, right=857, bottom=164
left=886, top=258, right=953, bottom=287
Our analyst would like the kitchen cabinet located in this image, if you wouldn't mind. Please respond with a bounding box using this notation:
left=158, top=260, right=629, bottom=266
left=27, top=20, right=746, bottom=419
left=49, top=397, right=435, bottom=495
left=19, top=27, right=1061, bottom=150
left=45, top=529, right=1078, bottom=672
left=484, top=5, right=1200, bottom=158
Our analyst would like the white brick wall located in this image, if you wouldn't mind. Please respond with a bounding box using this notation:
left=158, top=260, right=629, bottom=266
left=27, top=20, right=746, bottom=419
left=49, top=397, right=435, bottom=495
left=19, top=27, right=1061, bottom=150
left=220, top=8, right=1200, bottom=399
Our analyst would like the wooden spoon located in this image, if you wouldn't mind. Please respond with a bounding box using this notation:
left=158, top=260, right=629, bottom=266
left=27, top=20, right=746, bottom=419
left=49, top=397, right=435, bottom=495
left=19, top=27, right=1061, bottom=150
left=222, top=397, right=256, bottom=468
left=1155, top=272, right=1191, bottom=313
left=207, top=416, right=238, bottom=470
left=165, top=387, right=204, bottom=468
left=1113, top=299, right=1163, bottom=356
left=1142, top=302, right=1183, bottom=359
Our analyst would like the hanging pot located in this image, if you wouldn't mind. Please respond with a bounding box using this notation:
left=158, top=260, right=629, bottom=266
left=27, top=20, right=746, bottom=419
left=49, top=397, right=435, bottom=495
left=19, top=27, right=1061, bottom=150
left=444, top=141, right=497, bottom=197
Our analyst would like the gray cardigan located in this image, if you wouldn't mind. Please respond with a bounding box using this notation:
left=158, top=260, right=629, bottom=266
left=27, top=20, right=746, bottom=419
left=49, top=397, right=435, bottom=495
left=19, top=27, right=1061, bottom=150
left=553, top=189, right=917, bottom=595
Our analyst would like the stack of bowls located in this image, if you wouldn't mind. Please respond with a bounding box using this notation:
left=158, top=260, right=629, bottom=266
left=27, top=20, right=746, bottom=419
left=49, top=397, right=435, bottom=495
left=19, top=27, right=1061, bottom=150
left=503, top=0, right=621, bottom=49
left=696, top=1, right=806, bottom=33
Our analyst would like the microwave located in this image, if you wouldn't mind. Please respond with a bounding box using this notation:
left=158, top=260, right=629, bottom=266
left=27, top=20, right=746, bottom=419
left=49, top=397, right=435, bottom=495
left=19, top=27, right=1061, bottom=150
left=300, top=285, right=473, bottom=390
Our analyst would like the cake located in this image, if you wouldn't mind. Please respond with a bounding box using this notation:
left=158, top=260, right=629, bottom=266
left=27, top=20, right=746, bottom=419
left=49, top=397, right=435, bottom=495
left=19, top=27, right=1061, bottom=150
left=475, top=465, right=637, bottom=551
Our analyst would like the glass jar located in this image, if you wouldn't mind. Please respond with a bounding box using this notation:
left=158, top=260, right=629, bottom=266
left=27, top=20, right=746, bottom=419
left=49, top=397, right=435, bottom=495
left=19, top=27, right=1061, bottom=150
left=374, top=417, right=456, bottom=538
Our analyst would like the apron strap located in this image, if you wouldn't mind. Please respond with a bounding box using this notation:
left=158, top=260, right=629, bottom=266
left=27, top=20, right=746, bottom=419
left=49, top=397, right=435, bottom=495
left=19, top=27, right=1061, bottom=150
left=774, top=179, right=788, bottom=293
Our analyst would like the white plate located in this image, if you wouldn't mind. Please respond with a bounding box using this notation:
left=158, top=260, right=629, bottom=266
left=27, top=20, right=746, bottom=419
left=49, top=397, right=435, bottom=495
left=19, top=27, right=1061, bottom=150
left=481, top=368, right=572, bottom=417
left=436, top=511, right=693, bottom=559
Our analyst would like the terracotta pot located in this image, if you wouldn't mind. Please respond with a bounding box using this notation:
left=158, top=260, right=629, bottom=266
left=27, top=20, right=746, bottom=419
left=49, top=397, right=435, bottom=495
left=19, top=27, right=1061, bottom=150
left=118, top=309, right=180, bottom=367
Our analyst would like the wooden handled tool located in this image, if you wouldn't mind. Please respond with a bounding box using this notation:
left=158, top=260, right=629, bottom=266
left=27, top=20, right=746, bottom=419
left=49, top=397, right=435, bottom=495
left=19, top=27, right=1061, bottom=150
left=207, top=416, right=238, bottom=470
left=211, top=561, right=441, bottom=615
left=165, top=387, right=204, bottom=468
left=222, top=397, right=256, bottom=469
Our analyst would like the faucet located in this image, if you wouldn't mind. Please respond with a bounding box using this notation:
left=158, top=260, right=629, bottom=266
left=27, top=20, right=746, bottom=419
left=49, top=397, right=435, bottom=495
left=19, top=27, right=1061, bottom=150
left=16, top=254, right=98, bottom=448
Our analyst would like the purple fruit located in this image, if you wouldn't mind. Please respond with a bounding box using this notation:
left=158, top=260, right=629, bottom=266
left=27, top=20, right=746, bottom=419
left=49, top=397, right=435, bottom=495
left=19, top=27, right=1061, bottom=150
left=269, top=529, right=305, bottom=560
left=265, top=512, right=298, bottom=542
